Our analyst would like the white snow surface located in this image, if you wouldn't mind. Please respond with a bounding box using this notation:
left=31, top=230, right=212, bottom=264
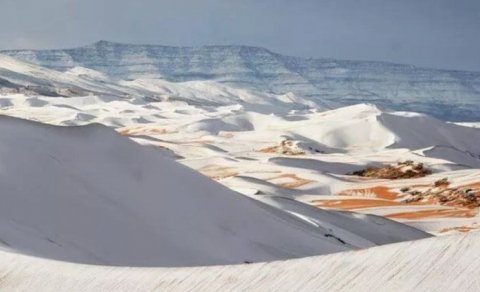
left=0, top=231, right=478, bottom=291
left=3, top=41, right=480, bottom=121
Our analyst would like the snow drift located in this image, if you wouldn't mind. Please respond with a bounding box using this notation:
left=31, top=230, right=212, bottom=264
left=270, top=104, right=480, bottom=158
left=0, top=229, right=474, bottom=291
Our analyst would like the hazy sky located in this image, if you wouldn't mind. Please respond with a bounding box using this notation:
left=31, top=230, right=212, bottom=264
left=1, top=0, right=479, bottom=71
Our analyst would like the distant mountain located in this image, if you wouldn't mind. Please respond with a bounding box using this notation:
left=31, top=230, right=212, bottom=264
left=0, top=54, right=323, bottom=111
left=2, top=41, right=480, bottom=121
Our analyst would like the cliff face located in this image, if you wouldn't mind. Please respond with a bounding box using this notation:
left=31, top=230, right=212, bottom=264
left=3, top=41, right=480, bottom=121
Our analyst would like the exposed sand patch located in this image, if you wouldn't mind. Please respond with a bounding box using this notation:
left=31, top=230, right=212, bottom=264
left=118, top=126, right=169, bottom=136
left=219, top=132, right=235, bottom=138
left=398, top=180, right=480, bottom=208
left=199, top=165, right=239, bottom=180
left=462, top=182, right=480, bottom=189
left=338, top=186, right=398, bottom=200
left=323, top=179, right=480, bottom=222
left=386, top=208, right=477, bottom=220
left=439, top=226, right=478, bottom=233
left=313, top=199, right=404, bottom=210
left=266, top=173, right=315, bottom=189
left=258, top=146, right=279, bottom=153
left=258, top=140, right=306, bottom=156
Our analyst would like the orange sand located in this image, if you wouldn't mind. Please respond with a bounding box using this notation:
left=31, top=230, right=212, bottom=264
left=118, top=127, right=169, bottom=136
left=267, top=173, right=315, bottom=189
left=338, top=186, right=398, bottom=200
left=387, top=208, right=477, bottom=220
left=313, top=199, right=403, bottom=210
left=199, top=165, right=238, bottom=180
left=439, top=226, right=478, bottom=233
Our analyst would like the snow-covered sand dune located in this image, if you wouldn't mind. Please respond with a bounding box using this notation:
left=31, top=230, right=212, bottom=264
left=1, top=89, right=479, bottom=234
left=0, top=115, right=429, bottom=267
left=0, top=230, right=477, bottom=291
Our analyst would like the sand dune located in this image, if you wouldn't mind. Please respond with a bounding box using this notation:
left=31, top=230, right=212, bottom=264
left=0, top=230, right=477, bottom=291
left=0, top=115, right=430, bottom=267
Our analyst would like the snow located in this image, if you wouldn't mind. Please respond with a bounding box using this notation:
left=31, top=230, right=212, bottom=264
left=1, top=85, right=479, bottom=234
left=0, top=231, right=478, bottom=291
left=3, top=41, right=480, bottom=120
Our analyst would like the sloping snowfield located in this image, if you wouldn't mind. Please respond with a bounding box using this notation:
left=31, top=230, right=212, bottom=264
left=0, top=231, right=478, bottom=291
